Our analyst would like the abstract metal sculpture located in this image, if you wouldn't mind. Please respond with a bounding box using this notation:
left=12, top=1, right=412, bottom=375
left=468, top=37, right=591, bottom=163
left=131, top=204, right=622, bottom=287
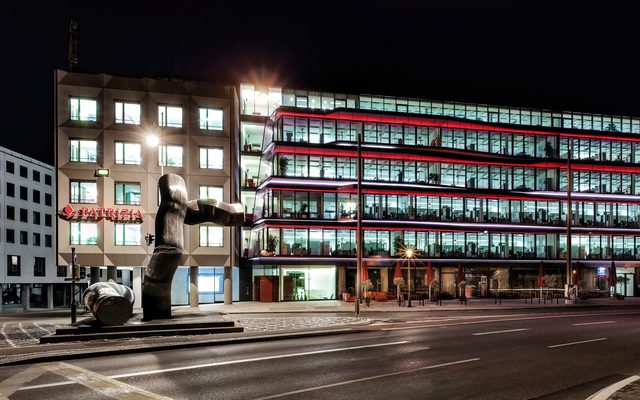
left=142, top=174, right=244, bottom=321
left=82, top=280, right=135, bottom=325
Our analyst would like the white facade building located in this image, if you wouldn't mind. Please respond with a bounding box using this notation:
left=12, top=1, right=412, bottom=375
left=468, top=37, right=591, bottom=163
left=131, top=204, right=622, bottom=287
left=0, top=146, right=58, bottom=311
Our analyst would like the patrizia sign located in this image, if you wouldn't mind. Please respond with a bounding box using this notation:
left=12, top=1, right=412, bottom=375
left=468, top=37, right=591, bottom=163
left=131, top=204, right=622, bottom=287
left=58, top=204, right=143, bottom=223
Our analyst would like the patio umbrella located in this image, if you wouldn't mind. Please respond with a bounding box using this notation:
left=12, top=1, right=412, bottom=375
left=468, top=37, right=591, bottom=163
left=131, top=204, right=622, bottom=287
left=538, top=261, right=545, bottom=288
left=361, top=261, right=369, bottom=282
left=393, top=260, right=403, bottom=280
left=574, top=262, right=582, bottom=285
left=426, top=260, right=434, bottom=286
left=609, top=261, right=617, bottom=289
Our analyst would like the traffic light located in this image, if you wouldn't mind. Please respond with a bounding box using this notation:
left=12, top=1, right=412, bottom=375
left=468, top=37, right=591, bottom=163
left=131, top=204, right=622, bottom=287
left=145, top=233, right=155, bottom=246
left=73, top=264, right=80, bottom=279
left=80, top=267, right=86, bottom=279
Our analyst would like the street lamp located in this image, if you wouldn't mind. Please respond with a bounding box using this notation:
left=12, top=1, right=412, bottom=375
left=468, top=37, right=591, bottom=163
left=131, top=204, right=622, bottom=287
left=399, top=245, right=417, bottom=307
left=146, top=134, right=163, bottom=175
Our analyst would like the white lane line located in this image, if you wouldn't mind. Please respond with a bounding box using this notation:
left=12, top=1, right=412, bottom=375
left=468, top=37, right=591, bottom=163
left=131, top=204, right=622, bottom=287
left=39, top=362, right=170, bottom=400
left=251, top=358, right=481, bottom=400
left=472, top=328, right=530, bottom=336
left=34, top=323, right=55, bottom=334
left=18, top=323, right=38, bottom=341
left=0, top=323, right=17, bottom=348
left=20, top=341, right=411, bottom=390
left=586, top=375, right=640, bottom=400
left=548, top=338, right=607, bottom=348
left=572, top=321, right=616, bottom=326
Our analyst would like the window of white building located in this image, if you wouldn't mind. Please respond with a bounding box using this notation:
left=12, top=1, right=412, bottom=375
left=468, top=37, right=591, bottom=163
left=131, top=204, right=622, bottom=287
left=115, top=182, right=141, bottom=205
left=70, top=180, right=97, bottom=203
left=115, top=142, right=141, bottom=165
left=115, top=101, right=141, bottom=124
left=70, top=223, right=98, bottom=245
left=158, top=105, right=182, bottom=128
left=70, top=97, right=97, bottom=122
left=69, top=139, right=98, bottom=162
left=199, top=186, right=223, bottom=201
left=199, top=147, right=223, bottom=169
left=199, top=108, right=223, bottom=130
left=200, top=225, right=223, bottom=247
left=115, top=224, right=140, bottom=246
left=159, top=145, right=183, bottom=167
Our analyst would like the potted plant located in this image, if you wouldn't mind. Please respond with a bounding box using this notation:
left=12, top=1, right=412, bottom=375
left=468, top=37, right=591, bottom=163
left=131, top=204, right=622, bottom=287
left=279, top=157, right=290, bottom=176
left=264, top=235, right=279, bottom=256
left=292, top=242, right=303, bottom=256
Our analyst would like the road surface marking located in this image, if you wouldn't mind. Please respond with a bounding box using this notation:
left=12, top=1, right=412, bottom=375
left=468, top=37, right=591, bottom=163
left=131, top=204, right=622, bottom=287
left=472, top=328, right=530, bottom=336
left=20, top=341, right=411, bottom=390
left=586, top=375, right=640, bottom=400
left=250, top=358, right=481, bottom=400
left=34, top=323, right=55, bottom=334
left=38, top=362, right=170, bottom=399
left=18, top=323, right=37, bottom=341
left=572, top=321, right=616, bottom=326
left=0, top=365, right=46, bottom=399
left=0, top=323, right=16, bottom=348
left=548, top=338, right=607, bottom=348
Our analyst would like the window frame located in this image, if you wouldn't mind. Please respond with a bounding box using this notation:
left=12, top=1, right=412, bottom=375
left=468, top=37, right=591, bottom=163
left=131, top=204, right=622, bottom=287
left=199, top=225, right=224, bottom=247
left=114, top=100, right=141, bottom=125
left=70, top=180, right=98, bottom=204
left=114, top=182, right=142, bottom=205
left=69, top=138, right=98, bottom=163
left=158, top=105, right=183, bottom=128
left=114, top=224, right=141, bottom=246
left=199, top=147, right=224, bottom=169
left=69, top=96, right=98, bottom=122
left=114, top=141, right=142, bottom=165
left=7, top=255, right=20, bottom=276
left=70, top=222, right=98, bottom=245
left=199, top=107, right=224, bottom=131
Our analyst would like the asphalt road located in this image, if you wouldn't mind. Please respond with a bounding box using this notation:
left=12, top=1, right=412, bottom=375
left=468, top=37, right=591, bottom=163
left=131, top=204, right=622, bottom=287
left=1, top=308, right=639, bottom=400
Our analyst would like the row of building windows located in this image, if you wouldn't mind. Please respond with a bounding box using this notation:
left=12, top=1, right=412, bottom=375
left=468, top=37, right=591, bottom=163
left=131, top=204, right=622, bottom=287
left=68, top=181, right=223, bottom=205
left=272, top=154, right=640, bottom=195
left=4, top=182, right=52, bottom=205
left=4, top=161, right=52, bottom=184
left=4, top=229, right=52, bottom=247
left=69, top=139, right=224, bottom=169
left=272, top=88, right=640, bottom=135
left=255, top=190, right=640, bottom=229
left=252, top=228, right=640, bottom=261
left=69, top=222, right=223, bottom=247
left=6, top=255, right=48, bottom=277
left=69, top=97, right=224, bottom=130
left=271, top=117, right=640, bottom=163
left=4, top=206, right=53, bottom=225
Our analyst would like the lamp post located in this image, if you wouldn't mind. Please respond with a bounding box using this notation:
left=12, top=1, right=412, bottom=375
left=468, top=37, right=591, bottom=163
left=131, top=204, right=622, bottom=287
left=566, top=146, right=573, bottom=301
left=355, top=126, right=363, bottom=316
left=400, top=246, right=416, bottom=307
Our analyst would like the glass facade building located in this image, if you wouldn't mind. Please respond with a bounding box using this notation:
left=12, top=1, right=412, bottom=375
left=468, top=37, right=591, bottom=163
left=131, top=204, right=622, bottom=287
left=240, top=87, right=640, bottom=301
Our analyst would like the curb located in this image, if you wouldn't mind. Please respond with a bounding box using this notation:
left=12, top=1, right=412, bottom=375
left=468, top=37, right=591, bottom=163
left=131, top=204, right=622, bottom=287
left=0, top=327, right=366, bottom=367
left=587, top=375, right=640, bottom=400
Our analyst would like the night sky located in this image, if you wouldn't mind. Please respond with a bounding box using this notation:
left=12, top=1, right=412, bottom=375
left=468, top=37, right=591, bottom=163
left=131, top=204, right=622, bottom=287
left=2, top=1, right=639, bottom=165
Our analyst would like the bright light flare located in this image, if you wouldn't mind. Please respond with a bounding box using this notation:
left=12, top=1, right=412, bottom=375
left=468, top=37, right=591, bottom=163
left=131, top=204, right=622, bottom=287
left=146, top=135, right=160, bottom=147
left=398, top=245, right=417, bottom=259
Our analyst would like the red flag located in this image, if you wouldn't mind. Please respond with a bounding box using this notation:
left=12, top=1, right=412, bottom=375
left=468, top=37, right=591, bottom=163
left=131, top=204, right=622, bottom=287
left=538, top=261, right=545, bottom=288
left=426, top=260, right=434, bottom=286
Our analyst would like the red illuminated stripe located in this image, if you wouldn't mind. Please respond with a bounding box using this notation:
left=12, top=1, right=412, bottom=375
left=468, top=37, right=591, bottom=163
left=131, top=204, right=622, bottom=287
left=274, top=145, right=640, bottom=173
left=275, top=110, right=640, bottom=142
